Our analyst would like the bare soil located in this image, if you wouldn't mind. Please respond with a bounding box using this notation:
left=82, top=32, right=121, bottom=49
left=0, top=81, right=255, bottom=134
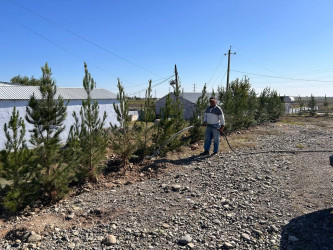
left=0, top=116, right=332, bottom=249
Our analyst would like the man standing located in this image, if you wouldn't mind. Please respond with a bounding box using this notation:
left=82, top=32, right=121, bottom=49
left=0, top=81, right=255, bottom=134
left=201, top=96, right=225, bottom=156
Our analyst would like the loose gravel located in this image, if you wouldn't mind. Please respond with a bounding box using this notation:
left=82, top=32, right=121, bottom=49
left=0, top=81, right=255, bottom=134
left=0, top=118, right=332, bottom=249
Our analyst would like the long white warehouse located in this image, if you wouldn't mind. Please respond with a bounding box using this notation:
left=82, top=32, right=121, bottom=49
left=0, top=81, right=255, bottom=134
left=0, top=84, right=119, bottom=149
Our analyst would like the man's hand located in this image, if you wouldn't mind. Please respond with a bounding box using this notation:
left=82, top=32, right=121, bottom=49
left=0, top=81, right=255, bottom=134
left=219, top=126, right=224, bottom=135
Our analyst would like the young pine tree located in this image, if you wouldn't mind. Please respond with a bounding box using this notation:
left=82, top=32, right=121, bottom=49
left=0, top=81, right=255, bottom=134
left=256, top=87, right=270, bottom=123
left=266, top=90, right=285, bottom=121
left=217, top=79, right=257, bottom=132
left=137, top=79, right=156, bottom=158
left=297, top=96, right=304, bottom=115
left=323, top=95, right=329, bottom=116
left=153, top=93, right=177, bottom=155
left=111, top=79, right=137, bottom=166
left=68, top=63, right=108, bottom=181
left=228, top=79, right=256, bottom=130
left=0, top=107, right=34, bottom=212
left=172, top=65, right=185, bottom=132
left=155, top=65, right=185, bottom=153
left=189, top=84, right=208, bottom=143
left=25, top=62, right=69, bottom=201
left=256, top=87, right=284, bottom=123
left=308, top=94, right=317, bottom=117
left=217, top=85, right=232, bottom=124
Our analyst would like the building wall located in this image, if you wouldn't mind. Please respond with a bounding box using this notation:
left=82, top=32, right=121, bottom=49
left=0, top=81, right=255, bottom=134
left=182, top=99, right=196, bottom=120
left=155, top=96, right=196, bottom=120
left=0, top=99, right=119, bottom=149
left=155, top=95, right=168, bottom=117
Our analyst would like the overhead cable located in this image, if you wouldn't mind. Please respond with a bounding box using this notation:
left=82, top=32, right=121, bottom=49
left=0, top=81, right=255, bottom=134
left=231, top=70, right=333, bottom=83
left=8, top=0, right=162, bottom=78
left=128, top=75, right=174, bottom=96
left=3, top=10, right=174, bottom=92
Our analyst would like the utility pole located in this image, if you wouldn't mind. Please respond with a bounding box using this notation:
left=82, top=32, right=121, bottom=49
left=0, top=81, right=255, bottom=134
left=193, top=83, right=196, bottom=92
left=170, top=64, right=179, bottom=91
left=174, top=64, right=179, bottom=87
left=224, top=46, right=236, bottom=91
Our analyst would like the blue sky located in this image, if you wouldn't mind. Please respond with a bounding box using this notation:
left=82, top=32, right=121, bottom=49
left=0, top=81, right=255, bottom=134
left=1, top=0, right=333, bottom=97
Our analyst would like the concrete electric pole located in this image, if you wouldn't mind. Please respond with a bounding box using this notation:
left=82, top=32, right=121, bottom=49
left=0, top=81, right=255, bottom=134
left=224, top=46, right=236, bottom=91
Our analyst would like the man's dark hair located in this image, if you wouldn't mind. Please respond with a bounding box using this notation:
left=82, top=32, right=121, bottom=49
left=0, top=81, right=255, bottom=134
left=210, top=97, right=216, bottom=101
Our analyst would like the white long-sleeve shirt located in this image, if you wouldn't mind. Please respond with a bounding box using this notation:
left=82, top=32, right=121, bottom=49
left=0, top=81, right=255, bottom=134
left=203, top=105, right=225, bottom=127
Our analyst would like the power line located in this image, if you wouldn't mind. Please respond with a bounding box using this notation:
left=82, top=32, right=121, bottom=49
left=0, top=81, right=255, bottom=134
left=235, top=50, right=283, bottom=76
left=207, top=52, right=226, bottom=85
left=8, top=0, right=163, bottom=78
left=231, top=70, right=333, bottom=83
left=3, top=9, right=174, bottom=93
left=124, top=75, right=174, bottom=89
left=2, top=12, right=135, bottom=84
left=128, top=75, right=174, bottom=96
left=107, top=74, right=174, bottom=92
left=206, top=61, right=228, bottom=92
left=234, top=48, right=333, bottom=79
left=219, top=69, right=228, bottom=86
left=213, top=65, right=227, bottom=85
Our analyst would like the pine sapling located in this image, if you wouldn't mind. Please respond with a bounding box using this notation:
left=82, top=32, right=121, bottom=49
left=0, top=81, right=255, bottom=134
left=323, top=95, right=329, bottom=116
left=1, top=107, right=34, bottom=212
left=137, top=80, right=156, bottom=158
left=68, top=63, right=108, bottom=182
left=189, top=84, right=208, bottom=143
left=111, top=79, right=137, bottom=166
left=25, top=63, right=69, bottom=201
left=308, top=94, right=317, bottom=117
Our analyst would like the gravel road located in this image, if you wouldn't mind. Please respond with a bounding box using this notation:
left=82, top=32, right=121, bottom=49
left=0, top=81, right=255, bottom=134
left=0, top=118, right=332, bottom=249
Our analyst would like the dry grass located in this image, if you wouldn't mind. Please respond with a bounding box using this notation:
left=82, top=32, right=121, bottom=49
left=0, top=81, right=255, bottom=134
left=280, top=117, right=305, bottom=126
left=280, top=116, right=333, bottom=129
left=220, top=133, right=257, bottom=152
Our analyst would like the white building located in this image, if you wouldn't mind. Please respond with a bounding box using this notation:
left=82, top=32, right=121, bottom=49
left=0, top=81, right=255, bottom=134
left=128, top=109, right=140, bottom=121
left=0, top=85, right=119, bottom=149
left=155, top=92, right=212, bottom=120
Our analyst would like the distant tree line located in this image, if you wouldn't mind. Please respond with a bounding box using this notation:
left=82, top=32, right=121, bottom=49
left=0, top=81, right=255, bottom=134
left=10, top=75, right=41, bottom=86
left=297, top=95, right=330, bottom=117
left=0, top=63, right=285, bottom=214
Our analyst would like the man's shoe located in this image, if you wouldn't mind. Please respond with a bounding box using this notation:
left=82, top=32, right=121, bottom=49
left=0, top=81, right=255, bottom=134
left=210, top=152, right=218, bottom=157
left=200, top=151, right=210, bottom=156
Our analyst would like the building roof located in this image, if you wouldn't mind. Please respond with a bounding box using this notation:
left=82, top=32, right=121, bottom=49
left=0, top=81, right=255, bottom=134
left=156, top=92, right=212, bottom=104
left=182, top=92, right=212, bottom=103
left=0, top=86, right=117, bottom=100
left=0, top=81, right=21, bottom=86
